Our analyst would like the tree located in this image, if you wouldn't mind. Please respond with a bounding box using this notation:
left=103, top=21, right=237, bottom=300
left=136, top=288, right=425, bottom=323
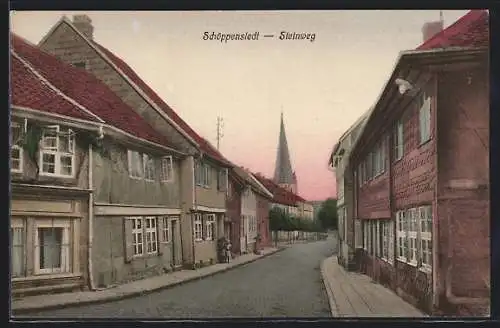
left=317, top=198, right=338, bottom=230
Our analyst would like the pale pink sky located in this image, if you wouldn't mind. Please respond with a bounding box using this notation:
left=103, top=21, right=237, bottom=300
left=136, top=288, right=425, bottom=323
left=10, top=10, right=467, bottom=201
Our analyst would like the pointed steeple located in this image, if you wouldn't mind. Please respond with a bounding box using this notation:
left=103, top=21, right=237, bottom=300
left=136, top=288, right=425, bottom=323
left=273, top=112, right=295, bottom=188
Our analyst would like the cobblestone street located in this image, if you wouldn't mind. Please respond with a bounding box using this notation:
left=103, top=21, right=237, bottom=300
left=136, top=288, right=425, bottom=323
left=18, top=238, right=337, bottom=318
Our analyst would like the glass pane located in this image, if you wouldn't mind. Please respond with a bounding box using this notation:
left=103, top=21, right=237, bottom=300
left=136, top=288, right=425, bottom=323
left=136, top=220, right=142, bottom=229
left=38, top=227, right=63, bottom=271
left=43, top=134, right=57, bottom=149
left=42, top=153, right=56, bottom=173
left=59, top=135, right=70, bottom=153
left=11, top=228, right=24, bottom=277
left=11, top=149, right=20, bottom=170
left=60, top=156, right=72, bottom=175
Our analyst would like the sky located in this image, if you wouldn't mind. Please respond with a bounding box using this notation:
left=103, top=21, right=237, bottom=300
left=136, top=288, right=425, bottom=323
left=10, top=10, right=468, bottom=201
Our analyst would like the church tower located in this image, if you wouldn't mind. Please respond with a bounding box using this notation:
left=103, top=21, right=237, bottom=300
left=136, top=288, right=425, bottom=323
left=273, top=112, right=298, bottom=193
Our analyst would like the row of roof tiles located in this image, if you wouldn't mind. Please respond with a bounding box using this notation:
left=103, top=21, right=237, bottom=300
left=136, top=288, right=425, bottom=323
left=10, top=32, right=308, bottom=206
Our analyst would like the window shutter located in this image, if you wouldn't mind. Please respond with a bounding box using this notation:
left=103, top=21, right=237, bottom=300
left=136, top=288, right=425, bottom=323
left=157, top=217, right=165, bottom=256
left=123, top=219, right=134, bottom=263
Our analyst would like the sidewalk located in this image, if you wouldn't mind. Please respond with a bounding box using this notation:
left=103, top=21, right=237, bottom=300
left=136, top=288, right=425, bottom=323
left=12, top=246, right=284, bottom=315
left=320, top=255, right=427, bottom=317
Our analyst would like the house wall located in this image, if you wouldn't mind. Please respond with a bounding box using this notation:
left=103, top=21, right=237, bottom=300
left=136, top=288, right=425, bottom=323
left=92, top=139, right=181, bottom=207
left=10, top=119, right=90, bottom=294
left=242, top=187, right=258, bottom=250
left=256, top=194, right=271, bottom=247
left=89, top=140, right=184, bottom=287
left=91, top=215, right=179, bottom=287
left=226, top=176, right=243, bottom=254
left=357, top=135, right=391, bottom=219
left=39, top=21, right=196, bottom=154
left=353, top=77, right=438, bottom=314
left=435, top=67, right=490, bottom=315
left=195, top=161, right=226, bottom=209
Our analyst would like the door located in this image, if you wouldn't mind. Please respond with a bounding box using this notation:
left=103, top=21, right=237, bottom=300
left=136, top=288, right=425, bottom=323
left=240, top=216, right=247, bottom=253
left=171, top=218, right=182, bottom=266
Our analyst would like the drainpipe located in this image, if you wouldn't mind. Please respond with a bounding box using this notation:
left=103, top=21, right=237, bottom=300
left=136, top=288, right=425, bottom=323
left=87, top=143, right=96, bottom=290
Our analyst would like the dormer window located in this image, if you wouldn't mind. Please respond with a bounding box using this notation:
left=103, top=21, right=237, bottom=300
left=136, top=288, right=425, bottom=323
left=40, top=125, right=75, bottom=177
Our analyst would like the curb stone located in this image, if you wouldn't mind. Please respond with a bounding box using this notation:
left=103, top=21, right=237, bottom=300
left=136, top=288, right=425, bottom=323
left=320, top=256, right=339, bottom=317
left=13, top=247, right=287, bottom=315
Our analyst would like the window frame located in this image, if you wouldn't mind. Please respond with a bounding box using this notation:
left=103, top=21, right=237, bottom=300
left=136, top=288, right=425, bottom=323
left=162, top=217, right=171, bottom=243
left=144, top=217, right=158, bottom=255
left=205, top=214, right=216, bottom=241
left=127, top=150, right=144, bottom=179
left=131, top=217, right=144, bottom=257
left=33, top=219, right=72, bottom=275
left=419, top=205, right=433, bottom=272
left=419, top=93, right=432, bottom=145
left=39, top=125, right=75, bottom=178
left=143, top=154, right=156, bottom=182
left=10, top=122, right=24, bottom=173
left=11, top=219, right=26, bottom=278
left=407, top=208, right=418, bottom=266
left=160, top=156, right=174, bottom=183
left=193, top=213, right=203, bottom=241
left=394, top=120, right=404, bottom=161
left=396, top=210, right=407, bottom=263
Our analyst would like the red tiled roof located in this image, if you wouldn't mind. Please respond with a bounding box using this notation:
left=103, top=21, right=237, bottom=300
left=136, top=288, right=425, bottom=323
left=11, top=33, right=172, bottom=147
left=92, top=41, right=231, bottom=165
left=417, top=10, right=489, bottom=50
left=253, top=174, right=300, bottom=206
left=11, top=55, right=100, bottom=122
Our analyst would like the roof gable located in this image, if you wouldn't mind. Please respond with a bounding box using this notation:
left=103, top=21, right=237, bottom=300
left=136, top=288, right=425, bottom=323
left=39, top=16, right=230, bottom=165
left=91, top=41, right=231, bottom=165
left=12, top=33, right=172, bottom=148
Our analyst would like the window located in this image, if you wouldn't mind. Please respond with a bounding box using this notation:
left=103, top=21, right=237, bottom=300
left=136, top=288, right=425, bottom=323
left=204, top=164, right=211, bottom=187
left=131, top=217, right=144, bottom=256
left=396, top=206, right=433, bottom=270
left=408, top=208, right=418, bottom=265
left=143, top=154, right=156, bottom=181
left=195, top=161, right=211, bottom=187
left=381, top=221, right=394, bottom=263
left=394, top=120, right=404, bottom=161
left=419, top=206, right=432, bottom=270
left=193, top=214, right=203, bottom=241
left=162, top=217, right=170, bottom=243
left=419, top=93, right=432, bottom=144
left=40, top=125, right=75, bottom=177
left=396, top=211, right=407, bottom=262
left=11, top=221, right=25, bottom=277
left=371, top=221, right=377, bottom=256
left=145, top=217, right=158, bottom=254
left=10, top=122, right=23, bottom=173
left=160, top=156, right=174, bottom=182
left=34, top=220, right=71, bottom=274
left=205, top=214, right=216, bottom=240
left=363, top=221, right=368, bottom=250
left=217, top=168, right=228, bottom=191
left=127, top=150, right=143, bottom=178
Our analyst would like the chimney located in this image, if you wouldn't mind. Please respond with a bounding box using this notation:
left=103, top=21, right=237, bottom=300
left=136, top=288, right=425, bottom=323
left=422, top=20, right=444, bottom=43
left=72, top=15, right=94, bottom=40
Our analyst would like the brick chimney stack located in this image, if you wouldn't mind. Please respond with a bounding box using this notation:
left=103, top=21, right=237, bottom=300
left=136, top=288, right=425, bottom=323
left=72, top=15, right=94, bottom=40
left=422, top=12, right=444, bottom=43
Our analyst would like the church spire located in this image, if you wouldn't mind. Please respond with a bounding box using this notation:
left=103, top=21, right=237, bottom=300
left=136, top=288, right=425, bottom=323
left=273, top=112, right=295, bottom=191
